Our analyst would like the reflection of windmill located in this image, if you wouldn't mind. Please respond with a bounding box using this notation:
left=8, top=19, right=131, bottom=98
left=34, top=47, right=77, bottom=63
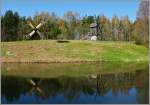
left=27, top=79, right=46, bottom=99
left=27, top=21, right=44, bottom=40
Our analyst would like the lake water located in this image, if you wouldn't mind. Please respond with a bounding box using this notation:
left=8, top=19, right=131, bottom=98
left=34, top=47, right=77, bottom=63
left=1, top=62, right=149, bottom=104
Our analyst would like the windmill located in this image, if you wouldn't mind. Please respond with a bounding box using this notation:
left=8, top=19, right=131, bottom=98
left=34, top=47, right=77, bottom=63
left=27, top=21, right=44, bottom=40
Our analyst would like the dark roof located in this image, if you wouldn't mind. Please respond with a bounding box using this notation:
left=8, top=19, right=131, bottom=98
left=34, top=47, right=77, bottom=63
left=90, top=23, right=97, bottom=28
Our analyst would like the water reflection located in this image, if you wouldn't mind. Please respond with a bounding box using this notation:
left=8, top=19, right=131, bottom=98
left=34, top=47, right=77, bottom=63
left=1, top=69, right=149, bottom=104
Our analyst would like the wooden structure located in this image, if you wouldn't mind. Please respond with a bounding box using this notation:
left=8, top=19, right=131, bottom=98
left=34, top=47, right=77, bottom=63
left=80, top=23, right=99, bottom=40
left=27, top=22, right=44, bottom=40
left=90, top=23, right=98, bottom=36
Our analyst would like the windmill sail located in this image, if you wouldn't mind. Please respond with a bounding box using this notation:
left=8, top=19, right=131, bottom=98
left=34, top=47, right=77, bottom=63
left=29, top=30, right=35, bottom=37
left=36, top=23, right=43, bottom=29
left=37, top=30, right=43, bottom=39
left=28, top=22, right=35, bottom=29
left=27, top=21, right=44, bottom=39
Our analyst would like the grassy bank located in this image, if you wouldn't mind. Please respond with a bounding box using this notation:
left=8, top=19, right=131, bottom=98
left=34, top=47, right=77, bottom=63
left=1, top=62, right=148, bottom=78
left=1, top=40, right=148, bottom=62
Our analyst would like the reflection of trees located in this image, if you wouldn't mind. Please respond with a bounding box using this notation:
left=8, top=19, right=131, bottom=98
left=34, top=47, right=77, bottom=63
left=1, top=76, right=30, bottom=102
left=136, top=87, right=149, bottom=104
left=60, top=78, right=82, bottom=101
left=41, top=78, right=62, bottom=98
left=115, top=72, right=135, bottom=96
left=1, top=69, right=149, bottom=104
left=135, top=69, right=149, bottom=104
left=96, top=74, right=110, bottom=96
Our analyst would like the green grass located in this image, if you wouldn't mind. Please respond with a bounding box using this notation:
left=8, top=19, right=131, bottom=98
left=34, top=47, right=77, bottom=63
left=1, top=40, right=148, bottom=62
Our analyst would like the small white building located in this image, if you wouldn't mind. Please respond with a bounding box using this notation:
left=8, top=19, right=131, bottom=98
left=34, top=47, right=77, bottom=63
left=91, top=36, right=97, bottom=41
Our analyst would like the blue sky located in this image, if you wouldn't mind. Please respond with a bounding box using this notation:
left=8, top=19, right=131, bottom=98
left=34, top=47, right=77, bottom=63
left=1, top=0, right=140, bottom=21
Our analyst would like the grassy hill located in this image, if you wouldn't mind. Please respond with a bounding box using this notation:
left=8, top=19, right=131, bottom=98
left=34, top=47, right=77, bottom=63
left=1, top=40, right=148, bottom=62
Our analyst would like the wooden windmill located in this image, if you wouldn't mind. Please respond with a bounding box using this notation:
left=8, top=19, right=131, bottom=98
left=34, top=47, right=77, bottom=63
left=90, top=23, right=98, bottom=36
left=27, top=21, right=44, bottom=40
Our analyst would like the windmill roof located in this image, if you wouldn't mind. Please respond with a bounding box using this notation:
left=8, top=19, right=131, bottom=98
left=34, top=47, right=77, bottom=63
left=90, top=23, right=97, bottom=28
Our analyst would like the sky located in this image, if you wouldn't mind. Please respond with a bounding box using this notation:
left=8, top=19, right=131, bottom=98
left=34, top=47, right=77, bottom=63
left=1, top=0, right=140, bottom=21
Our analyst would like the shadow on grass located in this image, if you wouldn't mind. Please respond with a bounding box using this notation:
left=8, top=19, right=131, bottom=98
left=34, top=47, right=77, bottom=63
left=56, top=40, right=70, bottom=43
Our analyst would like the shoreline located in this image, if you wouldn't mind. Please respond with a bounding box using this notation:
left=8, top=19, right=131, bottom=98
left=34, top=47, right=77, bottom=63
left=1, top=59, right=148, bottom=63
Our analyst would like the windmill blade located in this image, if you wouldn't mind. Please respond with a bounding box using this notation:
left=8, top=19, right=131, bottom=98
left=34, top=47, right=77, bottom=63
left=27, top=79, right=36, bottom=86
left=28, top=22, right=35, bottom=29
left=29, top=30, right=35, bottom=37
left=37, top=79, right=43, bottom=86
left=28, top=87, right=35, bottom=96
left=36, top=23, right=43, bottom=29
left=36, top=87, right=46, bottom=99
left=36, top=87, right=45, bottom=95
left=37, top=30, right=43, bottom=39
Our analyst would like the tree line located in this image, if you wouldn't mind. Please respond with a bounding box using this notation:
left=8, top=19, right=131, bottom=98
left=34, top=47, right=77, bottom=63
left=1, top=0, right=149, bottom=46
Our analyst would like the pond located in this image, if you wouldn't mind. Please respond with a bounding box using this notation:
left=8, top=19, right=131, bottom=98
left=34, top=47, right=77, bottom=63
left=1, top=62, right=149, bottom=104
